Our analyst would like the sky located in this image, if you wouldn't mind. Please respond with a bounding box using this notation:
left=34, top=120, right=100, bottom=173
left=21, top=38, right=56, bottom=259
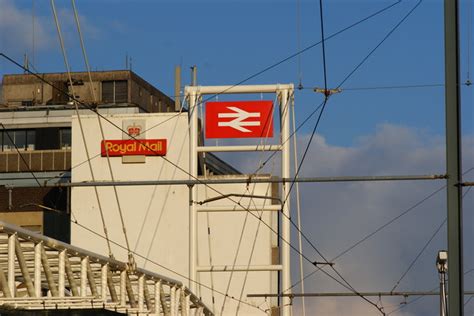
left=0, top=0, right=473, bottom=315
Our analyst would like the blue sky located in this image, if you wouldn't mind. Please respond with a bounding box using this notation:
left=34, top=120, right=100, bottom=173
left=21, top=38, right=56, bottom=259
left=1, top=1, right=473, bottom=315
left=1, top=0, right=472, bottom=146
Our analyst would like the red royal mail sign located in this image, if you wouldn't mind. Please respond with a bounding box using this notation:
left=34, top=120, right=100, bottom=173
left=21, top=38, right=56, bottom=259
left=101, top=139, right=167, bottom=157
left=205, top=100, right=274, bottom=138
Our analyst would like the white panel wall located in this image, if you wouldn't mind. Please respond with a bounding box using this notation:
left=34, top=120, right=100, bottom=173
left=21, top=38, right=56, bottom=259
left=71, top=113, right=277, bottom=315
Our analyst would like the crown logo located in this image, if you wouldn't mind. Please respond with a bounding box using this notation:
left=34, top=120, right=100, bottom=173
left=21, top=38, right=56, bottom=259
left=127, top=123, right=142, bottom=137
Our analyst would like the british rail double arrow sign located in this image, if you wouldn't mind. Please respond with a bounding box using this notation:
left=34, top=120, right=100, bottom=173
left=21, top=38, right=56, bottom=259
left=205, top=100, right=274, bottom=138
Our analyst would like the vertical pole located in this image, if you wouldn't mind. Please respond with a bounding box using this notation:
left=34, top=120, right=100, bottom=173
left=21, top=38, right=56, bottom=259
left=170, top=286, right=176, bottom=316
left=138, top=274, right=144, bottom=312
left=8, top=234, right=15, bottom=297
left=58, top=250, right=65, bottom=297
left=191, top=65, right=197, bottom=86
left=81, top=257, right=87, bottom=296
left=175, top=65, right=182, bottom=111
left=444, top=0, right=463, bottom=315
left=120, top=270, right=126, bottom=306
left=154, top=281, right=161, bottom=314
left=101, top=264, right=108, bottom=300
left=280, top=88, right=291, bottom=316
left=440, top=271, right=447, bottom=316
left=189, top=91, right=198, bottom=293
left=34, top=242, right=41, bottom=297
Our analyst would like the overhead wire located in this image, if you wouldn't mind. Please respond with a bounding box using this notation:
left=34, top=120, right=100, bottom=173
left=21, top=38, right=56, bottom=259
left=291, top=94, right=307, bottom=316
left=0, top=53, right=324, bottom=273
left=0, top=1, right=421, bottom=308
left=466, top=0, right=472, bottom=84
left=139, top=0, right=401, bottom=136
left=0, top=0, right=462, bottom=312
left=199, top=97, right=217, bottom=314
left=296, top=0, right=303, bottom=89
left=266, top=1, right=425, bottom=312
left=50, top=0, right=114, bottom=258
left=390, top=218, right=446, bottom=293
left=234, top=105, right=278, bottom=315
left=253, top=0, right=423, bottom=181
left=0, top=0, right=423, bottom=307
left=386, top=186, right=473, bottom=315
left=220, top=97, right=277, bottom=314
left=2, top=0, right=401, bottom=185
left=271, top=0, right=388, bottom=310
left=286, top=167, right=474, bottom=293
left=69, top=216, right=267, bottom=313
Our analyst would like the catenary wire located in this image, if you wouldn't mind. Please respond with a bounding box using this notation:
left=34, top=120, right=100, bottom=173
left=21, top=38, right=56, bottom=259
left=0, top=0, right=401, bottom=184
left=466, top=0, right=472, bottom=83
left=0, top=52, right=318, bottom=266
left=219, top=96, right=277, bottom=314
left=271, top=1, right=425, bottom=310
left=291, top=92, right=307, bottom=315
left=254, top=0, right=423, bottom=179
left=1, top=1, right=422, bottom=306
left=270, top=0, right=386, bottom=311
left=0, top=52, right=362, bottom=304
left=7, top=56, right=390, bottom=314
left=0, top=1, right=419, bottom=306
left=69, top=217, right=267, bottom=313
left=386, top=186, right=473, bottom=315
left=140, top=0, right=401, bottom=135
left=287, top=167, right=474, bottom=293
left=50, top=0, right=115, bottom=258
left=390, top=217, right=447, bottom=293
left=336, top=0, right=423, bottom=90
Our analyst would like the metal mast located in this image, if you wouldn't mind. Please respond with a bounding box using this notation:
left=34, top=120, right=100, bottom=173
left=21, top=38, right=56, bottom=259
left=444, top=0, right=464, bottom=314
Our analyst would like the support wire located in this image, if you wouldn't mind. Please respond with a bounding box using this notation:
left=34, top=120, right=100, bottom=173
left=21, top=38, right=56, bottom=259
left=50, top=0, right=114, bottom=258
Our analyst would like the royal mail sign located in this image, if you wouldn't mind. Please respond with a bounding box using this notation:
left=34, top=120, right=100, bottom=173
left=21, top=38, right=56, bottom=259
left=205, top=100, right=274, bottom=138
left=101, top=139, right=167, bottom=157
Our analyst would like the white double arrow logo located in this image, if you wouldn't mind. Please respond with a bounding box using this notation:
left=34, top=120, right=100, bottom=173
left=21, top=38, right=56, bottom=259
left=218, top=107, right=261, bottom=132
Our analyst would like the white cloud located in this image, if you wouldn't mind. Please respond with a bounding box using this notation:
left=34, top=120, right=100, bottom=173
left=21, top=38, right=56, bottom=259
left=0, top=0, right=100, bottom=61
left=227, top=124, right=474, bottom=315
left=0, top=0, right=53, bottom=55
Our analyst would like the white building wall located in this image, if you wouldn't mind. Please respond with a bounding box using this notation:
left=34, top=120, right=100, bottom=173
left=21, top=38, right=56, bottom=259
left=71, top=113, right=277, bottom=315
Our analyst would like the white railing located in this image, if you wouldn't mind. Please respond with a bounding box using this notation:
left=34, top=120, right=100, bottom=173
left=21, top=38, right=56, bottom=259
left=0, top=220, right=212, bottom=315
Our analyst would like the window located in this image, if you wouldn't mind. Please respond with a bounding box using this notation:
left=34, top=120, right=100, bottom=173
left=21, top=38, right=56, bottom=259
left=102, top=80, right=128, bottom=103
left=0, top=129, right=35, bottom=151
left=59, top=129, right=71, bottom=149
left=21, top=100, right=33, bottom=107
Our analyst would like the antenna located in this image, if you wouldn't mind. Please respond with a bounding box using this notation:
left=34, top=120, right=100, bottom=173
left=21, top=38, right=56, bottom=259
left=191, top=65, right=197, bottom=86
left=125, top=52, right=128, bottom=70
left=175, top=65, right=181, bottom=110
left=31, top=0, right=35, bottom=69
left=23, top=53, right=29, bottom=73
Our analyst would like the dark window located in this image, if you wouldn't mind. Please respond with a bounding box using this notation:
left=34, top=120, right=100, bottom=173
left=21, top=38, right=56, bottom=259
left=102, top=81, right=114, bottom=103
left=35, top=128, right=60, bottom=150
left=21, top=100, right=33, bottom=106
left=102, top=80, right=128, bottom=103
left=60, top=129, right=71, bottom=149
left=26, top=130, right=36, bottom=150
left=1, top=130, right=14, bottom=151
left=14, top=130, right=26, bottom=149
left=51, top=81, right=69, bottom=104
left=0, top=129, right=36, bottom=151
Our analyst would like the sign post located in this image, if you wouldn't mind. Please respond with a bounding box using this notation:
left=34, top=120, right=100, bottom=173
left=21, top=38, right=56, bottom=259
left=185, top=84, right=294, bottom=316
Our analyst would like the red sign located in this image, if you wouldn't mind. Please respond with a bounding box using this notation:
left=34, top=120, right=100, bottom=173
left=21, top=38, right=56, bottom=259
left=101, top=139, right=167, bottom=157
left=206, top=100, right=274, bottom=138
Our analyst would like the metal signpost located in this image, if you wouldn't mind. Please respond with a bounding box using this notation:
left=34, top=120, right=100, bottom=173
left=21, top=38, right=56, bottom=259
left=185, top=84, right=294, bottom=316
